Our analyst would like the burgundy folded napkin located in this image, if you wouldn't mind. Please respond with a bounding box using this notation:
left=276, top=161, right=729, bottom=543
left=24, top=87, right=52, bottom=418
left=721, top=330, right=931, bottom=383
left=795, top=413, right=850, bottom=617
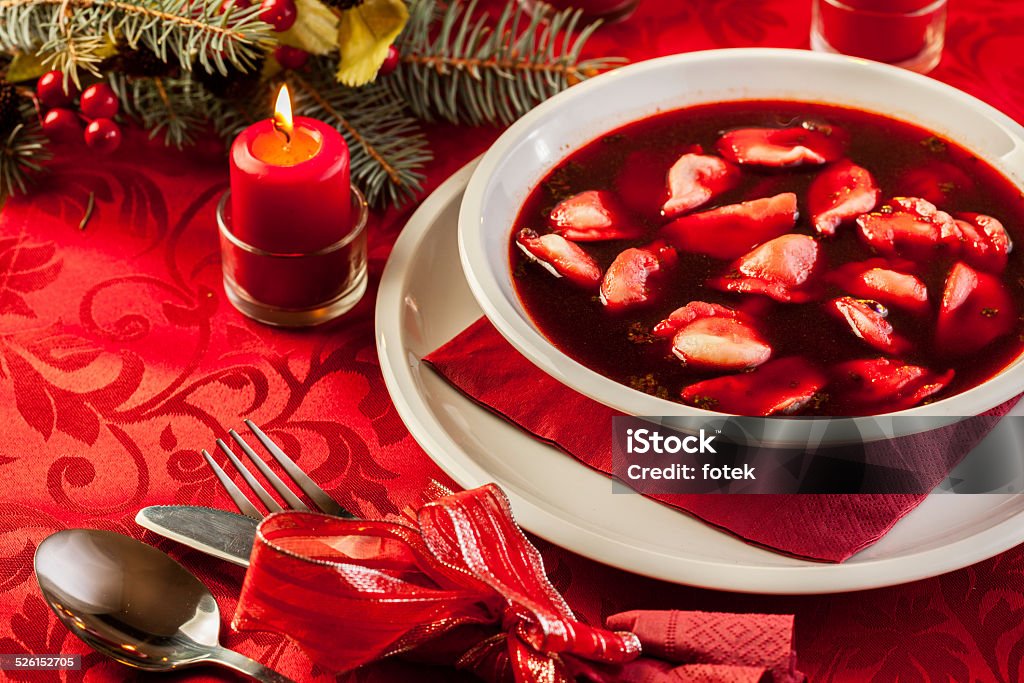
left=607, top=610, right=802, bottom=683
left=424, top=318, right=1016, bottom=562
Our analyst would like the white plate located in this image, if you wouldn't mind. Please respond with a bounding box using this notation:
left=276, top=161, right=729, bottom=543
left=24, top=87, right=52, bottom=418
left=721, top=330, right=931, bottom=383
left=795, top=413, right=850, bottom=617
left=376, top=160, right=1024, bottom=594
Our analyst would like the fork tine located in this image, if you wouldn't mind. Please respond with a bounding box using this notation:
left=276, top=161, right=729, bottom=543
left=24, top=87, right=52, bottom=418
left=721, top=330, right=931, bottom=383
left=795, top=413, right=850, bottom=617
left=216, top=439, right=283, bottom=513
left=202, top=449, right=262, bottom=519
left=245, top=420, right=352, bottom=518
left=228, top=429, right=309, bottom=511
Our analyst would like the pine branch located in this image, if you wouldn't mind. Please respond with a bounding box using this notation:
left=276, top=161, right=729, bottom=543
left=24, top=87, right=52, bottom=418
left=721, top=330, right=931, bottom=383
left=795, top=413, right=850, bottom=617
left=203, top=85, right=269, bottom=141
left=388, top=0, right=624, bottom=126
left=290, top=63, right=431, bottom=207
left=0, top=0, right=273, bottom=85
left=111, top=73, right=208, bottom=147
left=41, top=22, right=107, bottom=79
left=0, top=101, right=52, bottom=196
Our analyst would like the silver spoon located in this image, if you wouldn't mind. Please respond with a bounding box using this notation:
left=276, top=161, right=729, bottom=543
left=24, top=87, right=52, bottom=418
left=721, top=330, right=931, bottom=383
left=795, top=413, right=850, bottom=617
left=34, top=529, right=293, bottom=682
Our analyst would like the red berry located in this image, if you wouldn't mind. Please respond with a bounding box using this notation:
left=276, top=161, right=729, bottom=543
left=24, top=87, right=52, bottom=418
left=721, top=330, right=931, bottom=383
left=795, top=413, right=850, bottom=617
left=259, top=0, right=296, bottom=31
left=220, top=0, right=251, bottom=11
left=36, top=71, right=78, bottom=110
left=379, top=45, right=400, bottom=76
left=80, top=83, right=120, bottom=119
left=84, top=118, right=122, bottom=154
left=41, top=108, right=82, bottom=142
left=274, top=45, right=309, bottom=70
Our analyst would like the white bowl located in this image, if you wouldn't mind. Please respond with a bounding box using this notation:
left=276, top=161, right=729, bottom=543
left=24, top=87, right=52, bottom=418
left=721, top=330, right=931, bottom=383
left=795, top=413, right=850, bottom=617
left=458, top=48, right=1024, bottom=431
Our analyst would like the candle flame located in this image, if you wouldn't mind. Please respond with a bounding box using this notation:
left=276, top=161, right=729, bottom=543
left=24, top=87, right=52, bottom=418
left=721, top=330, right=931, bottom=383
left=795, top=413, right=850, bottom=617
left=273, top=84, right=294, bottom=140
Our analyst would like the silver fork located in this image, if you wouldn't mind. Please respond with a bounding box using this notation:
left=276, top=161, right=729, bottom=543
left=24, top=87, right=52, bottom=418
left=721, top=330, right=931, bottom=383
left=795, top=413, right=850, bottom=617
left=202, top=420, right=356, bottom=519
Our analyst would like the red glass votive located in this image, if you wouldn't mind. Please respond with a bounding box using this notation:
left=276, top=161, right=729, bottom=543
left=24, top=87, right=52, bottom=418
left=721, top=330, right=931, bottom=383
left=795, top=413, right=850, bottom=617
left=217, top=186, right=368, bottom=327
left=811, top=0, right=947, bottom=74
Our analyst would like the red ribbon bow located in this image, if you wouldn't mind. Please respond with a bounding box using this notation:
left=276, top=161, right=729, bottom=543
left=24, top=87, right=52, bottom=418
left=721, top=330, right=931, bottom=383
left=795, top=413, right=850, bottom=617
left=232, top=484, right=642, bottom=681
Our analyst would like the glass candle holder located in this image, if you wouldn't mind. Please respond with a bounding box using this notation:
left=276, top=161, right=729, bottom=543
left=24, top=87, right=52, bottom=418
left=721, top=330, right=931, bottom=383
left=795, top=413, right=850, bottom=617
left=517, top=0, right=641, bottom=23
left=811, top=0, right=947, bottom=74
left=217, top=186, right=368, bottom=327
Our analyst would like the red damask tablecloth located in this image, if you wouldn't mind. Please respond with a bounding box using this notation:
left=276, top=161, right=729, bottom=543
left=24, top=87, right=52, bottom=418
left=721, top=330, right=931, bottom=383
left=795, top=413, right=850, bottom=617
left=2, top=1, right=1024, bottom=681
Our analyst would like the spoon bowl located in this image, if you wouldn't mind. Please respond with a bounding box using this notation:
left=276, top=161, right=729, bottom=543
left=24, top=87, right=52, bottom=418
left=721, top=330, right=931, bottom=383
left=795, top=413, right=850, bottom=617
left=34, top=529, right=291, bottom=682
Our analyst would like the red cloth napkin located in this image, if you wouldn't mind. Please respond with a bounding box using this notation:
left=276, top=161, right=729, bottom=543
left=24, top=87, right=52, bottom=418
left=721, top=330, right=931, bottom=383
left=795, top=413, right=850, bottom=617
left=424, top=318, right=1015, bottom=562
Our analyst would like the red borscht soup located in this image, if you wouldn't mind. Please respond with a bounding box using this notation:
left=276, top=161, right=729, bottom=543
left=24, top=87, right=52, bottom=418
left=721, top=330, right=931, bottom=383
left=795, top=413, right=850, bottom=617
left=509, top=101, right=1024, bottom=416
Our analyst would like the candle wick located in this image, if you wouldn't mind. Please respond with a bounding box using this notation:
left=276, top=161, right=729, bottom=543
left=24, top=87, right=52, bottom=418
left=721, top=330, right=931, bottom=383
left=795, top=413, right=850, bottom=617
left=273, top=119, right=292, bottom=145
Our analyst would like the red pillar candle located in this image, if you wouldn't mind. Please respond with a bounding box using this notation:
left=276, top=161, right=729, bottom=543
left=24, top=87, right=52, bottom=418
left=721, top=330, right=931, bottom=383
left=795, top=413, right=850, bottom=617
left=229, top=86, right=351, bottom=253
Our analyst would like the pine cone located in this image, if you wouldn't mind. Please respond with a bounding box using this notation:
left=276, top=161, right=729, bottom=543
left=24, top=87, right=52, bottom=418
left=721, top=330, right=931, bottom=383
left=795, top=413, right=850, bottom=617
left=0, top=82, right=23, bottom=135
left=321, top=0, right=364, bottom=8
left=103, top=43, right=176, bottom=78
left=194, top=61, right=264, bottom=100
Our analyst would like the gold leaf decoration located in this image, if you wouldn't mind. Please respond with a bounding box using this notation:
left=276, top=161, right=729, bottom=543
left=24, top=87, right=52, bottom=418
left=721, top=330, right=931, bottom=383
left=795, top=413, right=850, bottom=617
left=277, top=0, right=340, bottom=55
left=336, top=0, right=408, bottom=87
left=6, top=53, right=49, bottom=83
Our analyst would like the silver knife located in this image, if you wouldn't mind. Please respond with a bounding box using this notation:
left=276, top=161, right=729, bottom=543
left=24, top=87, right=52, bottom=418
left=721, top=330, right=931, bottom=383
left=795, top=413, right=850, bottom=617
left=135, top=505, right=259, bottom=567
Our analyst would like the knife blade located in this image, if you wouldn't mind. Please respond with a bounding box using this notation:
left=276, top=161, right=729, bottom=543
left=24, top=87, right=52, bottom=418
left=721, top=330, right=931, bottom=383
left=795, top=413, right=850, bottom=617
left=135, top=505, right=259, bottom=567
